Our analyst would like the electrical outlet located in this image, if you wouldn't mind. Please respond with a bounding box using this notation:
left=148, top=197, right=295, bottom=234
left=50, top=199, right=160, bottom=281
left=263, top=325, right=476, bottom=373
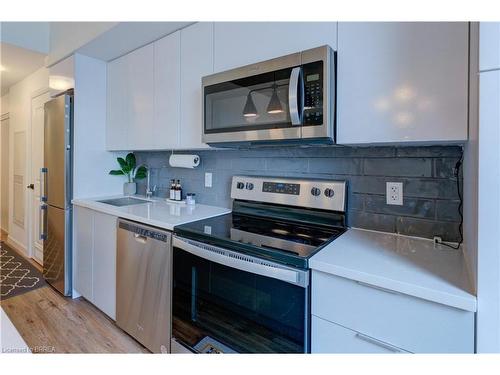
left=386, top=182, right=403, bottom=205
left=205, top=172, right=212, bottom=188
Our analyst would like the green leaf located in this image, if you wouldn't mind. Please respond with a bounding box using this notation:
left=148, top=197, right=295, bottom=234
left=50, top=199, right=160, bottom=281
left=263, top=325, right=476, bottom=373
left=126, top=153, right=136, bottom=169
left=134, top=165, right=148, bottom=181
left=109, top=170, right=125, bottom=176
left=117, top=157, right=127, bottom=170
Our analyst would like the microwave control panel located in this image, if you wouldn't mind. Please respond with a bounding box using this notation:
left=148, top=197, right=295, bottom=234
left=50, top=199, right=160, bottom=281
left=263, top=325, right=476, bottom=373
left=303, top=61, right=323, bottom=126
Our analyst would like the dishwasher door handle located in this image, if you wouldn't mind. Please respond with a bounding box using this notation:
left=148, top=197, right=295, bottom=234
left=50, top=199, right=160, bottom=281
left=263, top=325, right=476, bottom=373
left=133, top=233, right=148, bottom=244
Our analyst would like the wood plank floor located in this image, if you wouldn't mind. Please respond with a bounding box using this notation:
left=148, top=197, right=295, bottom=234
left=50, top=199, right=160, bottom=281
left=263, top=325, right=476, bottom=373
left=1, top=286, right=149, bottom=353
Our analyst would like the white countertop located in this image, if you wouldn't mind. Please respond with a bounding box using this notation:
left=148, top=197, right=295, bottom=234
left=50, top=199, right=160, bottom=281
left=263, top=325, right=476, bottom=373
left=72, top=195, right=231, bottom=231
left=310, top=228, right=477, bottom=312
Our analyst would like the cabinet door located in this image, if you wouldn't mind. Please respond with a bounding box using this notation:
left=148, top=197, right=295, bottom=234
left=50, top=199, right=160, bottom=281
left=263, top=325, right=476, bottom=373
left=107, top=56, right=129, bottom=150
left=127, top=44, right=155, bottom=150
left=312, top=316, right=409, bottom=353
left=73, top=206, right=93, bottom=300
left=154, top=31, right=181, bottom=149
left=480, top=22, right=500, bottom=71
left=92, top=211, right=117, bottom=320
left=337, top=22, right=468, bottom=144
left=179, top=22, right=213, bottom=149
left=213, top=22, right=337, bottom=72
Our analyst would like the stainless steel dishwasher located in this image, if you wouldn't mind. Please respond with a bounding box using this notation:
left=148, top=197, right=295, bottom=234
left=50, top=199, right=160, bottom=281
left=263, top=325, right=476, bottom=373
left=116, top=219, right=172, bottom=353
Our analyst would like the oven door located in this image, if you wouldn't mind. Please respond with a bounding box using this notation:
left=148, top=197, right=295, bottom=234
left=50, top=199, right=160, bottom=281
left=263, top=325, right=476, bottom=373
left=171, top=236, right=310, bottom=353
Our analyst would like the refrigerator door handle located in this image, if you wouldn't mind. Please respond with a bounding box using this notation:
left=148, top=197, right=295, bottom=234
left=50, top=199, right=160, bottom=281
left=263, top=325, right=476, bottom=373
left=40, top=204, right=48, bottom=240
left=40, top=167, right=48, bottom=202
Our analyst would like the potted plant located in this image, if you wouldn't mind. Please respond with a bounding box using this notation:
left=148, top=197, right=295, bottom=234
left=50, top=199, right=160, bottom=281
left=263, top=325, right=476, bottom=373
left=109, top=153, right=148, bottom=196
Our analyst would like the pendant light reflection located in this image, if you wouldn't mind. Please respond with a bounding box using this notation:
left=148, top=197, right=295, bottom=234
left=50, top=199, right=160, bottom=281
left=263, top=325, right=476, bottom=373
left=267, top=85, right=283, bottom=114
left=243, top=92, right=258, bottom=117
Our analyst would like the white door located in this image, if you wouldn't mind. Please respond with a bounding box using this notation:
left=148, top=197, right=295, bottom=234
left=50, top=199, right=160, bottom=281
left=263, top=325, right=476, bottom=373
left=30, top=92, right=50, bottom=264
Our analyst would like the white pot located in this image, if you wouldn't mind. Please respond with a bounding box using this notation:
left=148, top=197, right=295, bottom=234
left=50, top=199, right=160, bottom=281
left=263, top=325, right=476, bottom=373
left=123, top=182, right=137, bottom=196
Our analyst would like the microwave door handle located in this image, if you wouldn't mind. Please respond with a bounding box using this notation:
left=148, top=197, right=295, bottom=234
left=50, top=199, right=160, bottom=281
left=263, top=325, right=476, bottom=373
left=288, top=67, right=303, bottom=126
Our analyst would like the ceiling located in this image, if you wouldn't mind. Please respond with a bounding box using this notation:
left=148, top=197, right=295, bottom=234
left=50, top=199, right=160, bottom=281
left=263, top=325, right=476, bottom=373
left=75, top=22, right=193, bottom=62
left=0, top=42, right=47, bottom=96
left=0, top=22, right=194, bottom=96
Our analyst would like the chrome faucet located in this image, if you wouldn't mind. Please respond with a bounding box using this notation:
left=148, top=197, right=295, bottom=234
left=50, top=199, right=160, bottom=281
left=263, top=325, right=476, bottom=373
left=145, top=167, right=156, bottom=199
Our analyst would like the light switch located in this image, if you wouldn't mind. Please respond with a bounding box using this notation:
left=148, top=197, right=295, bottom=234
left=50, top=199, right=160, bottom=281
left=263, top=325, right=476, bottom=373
left=205, top=172, right=212, bottom=188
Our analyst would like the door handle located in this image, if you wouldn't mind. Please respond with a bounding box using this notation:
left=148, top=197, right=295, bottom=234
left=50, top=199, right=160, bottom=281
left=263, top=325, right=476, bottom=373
left=40, top=204, right=48, bottom=240
left=288, top=66, right=304, bottom=126
left=27, top=183, right=35, bottom=190
left=40, top=167, right=48, bottom=202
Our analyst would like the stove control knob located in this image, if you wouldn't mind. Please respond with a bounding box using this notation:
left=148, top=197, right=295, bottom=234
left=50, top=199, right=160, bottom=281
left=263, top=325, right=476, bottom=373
left=311, top=187, right=321, bottom=196
left=236, top=182, right=245, bottom=189
left=324, top=188, right=335, bottom=198
left=246, top=183, right=254, bottom=190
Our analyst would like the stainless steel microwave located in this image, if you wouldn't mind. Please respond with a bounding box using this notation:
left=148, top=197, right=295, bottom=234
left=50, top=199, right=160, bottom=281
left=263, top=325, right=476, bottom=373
left=202, top=45, right=336, bottom=147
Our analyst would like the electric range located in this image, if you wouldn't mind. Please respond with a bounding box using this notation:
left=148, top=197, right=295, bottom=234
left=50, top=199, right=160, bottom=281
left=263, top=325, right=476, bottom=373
left=171, top=175, right=347, bottom=354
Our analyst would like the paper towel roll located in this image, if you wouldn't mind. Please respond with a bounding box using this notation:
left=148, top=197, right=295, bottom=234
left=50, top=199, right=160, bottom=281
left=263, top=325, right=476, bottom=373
left=169, top=154, right=200, bottom=169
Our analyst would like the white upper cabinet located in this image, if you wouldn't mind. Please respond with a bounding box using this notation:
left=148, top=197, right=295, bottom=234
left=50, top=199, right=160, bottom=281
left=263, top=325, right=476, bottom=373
left=480, top=22, right=500, bottom=71
left=127, top=44, right=155, bottom=150
left=107, top=44, right=154, bottom=150
left=213, top=22, right=337, bottom=72
left=107, top=55, right=129, bottom=150
left=154, top=31, right=181, bottom=149
left=336, top=22, right=469, bottom=145
left=179, top=22, right=213, bottom=149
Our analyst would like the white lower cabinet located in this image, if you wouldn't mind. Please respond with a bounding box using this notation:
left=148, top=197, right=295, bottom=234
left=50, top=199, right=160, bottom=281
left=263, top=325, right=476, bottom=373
left=312, top=316, right=409, bottom=354
left=311, top=270, right=475, bottom=353
left=74, top=206, right=117, bottom=320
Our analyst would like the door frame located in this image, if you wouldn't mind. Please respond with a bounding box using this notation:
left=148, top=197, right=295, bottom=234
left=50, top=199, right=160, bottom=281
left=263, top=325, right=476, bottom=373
left=27, top=89, right=50, bottom=262
left=0, top=112, right=9, bottom=237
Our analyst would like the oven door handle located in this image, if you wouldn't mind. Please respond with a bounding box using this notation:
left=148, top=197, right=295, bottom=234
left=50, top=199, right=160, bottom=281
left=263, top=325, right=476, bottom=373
left=288, top=66, right=303, bottom=126
left=173, top=236, right=309, bottom=288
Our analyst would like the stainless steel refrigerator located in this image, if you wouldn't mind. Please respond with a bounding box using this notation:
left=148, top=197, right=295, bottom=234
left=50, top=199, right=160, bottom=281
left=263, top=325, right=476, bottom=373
left=41, top=92, right=73, bottom=296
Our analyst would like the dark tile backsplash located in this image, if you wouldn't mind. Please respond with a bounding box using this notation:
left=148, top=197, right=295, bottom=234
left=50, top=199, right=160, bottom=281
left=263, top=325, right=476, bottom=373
left=135, top=145, right=463, bottom=242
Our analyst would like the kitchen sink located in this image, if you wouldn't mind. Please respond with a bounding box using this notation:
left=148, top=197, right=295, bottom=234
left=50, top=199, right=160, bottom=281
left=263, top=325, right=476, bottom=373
left=97, top=197, right=153, bottom=207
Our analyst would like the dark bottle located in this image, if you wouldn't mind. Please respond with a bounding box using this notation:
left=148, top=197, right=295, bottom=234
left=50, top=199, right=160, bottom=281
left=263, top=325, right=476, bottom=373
left=175, top=179, right=182, bottom=201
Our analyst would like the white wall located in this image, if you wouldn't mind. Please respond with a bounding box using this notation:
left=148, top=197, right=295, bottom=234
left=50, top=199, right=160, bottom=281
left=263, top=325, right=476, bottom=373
left=6, top=67, right=48, bottom=252
left=73, top=53, right=123, bottom=198
left=48, top=22, right=117, bottom=66
left=0, top=94, right=9, bottom=115
left=476, top=22, right=500, bottom=353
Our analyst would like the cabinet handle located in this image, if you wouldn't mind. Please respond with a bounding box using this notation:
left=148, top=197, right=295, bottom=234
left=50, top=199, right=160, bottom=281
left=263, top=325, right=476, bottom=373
left=356, top=280, right=399, bottom=295
left=354, top=333, right=405, bottom=353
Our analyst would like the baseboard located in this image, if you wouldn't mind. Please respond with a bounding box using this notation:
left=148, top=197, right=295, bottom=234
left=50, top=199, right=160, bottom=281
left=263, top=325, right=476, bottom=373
left=6, top=235, right=27, bottom=257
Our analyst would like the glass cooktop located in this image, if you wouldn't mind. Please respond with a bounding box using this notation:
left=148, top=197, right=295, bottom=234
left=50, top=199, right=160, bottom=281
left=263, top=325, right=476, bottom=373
left=174, top=213, right=346, bottom=269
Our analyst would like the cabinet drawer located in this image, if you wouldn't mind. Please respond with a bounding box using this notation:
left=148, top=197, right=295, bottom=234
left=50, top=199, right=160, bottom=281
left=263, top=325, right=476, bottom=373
left=312, top=271, right=474, bottom=353
left=312, top=315, right=409, bottom=353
